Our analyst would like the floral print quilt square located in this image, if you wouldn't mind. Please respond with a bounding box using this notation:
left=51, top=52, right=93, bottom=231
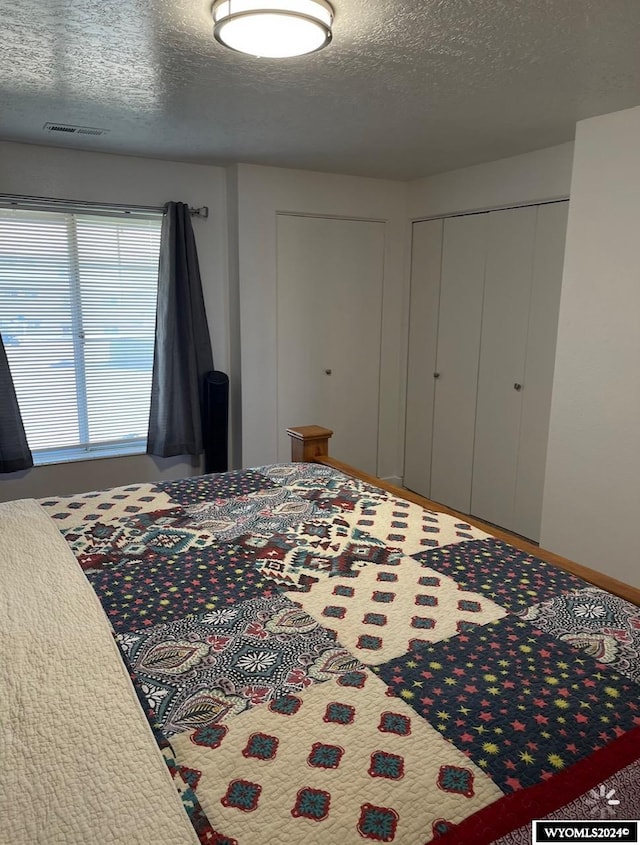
left=116, top=594, right=361, bottom=736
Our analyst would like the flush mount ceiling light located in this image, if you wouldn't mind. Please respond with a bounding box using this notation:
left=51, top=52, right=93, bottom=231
left=212, top=0, right=334, bottom=58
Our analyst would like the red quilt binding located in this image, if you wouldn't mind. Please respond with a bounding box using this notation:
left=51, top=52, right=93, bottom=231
left=437, top=724, right=640, bottom=845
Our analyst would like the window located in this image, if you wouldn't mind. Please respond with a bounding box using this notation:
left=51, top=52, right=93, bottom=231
left=0, top=207, right=162, bottom=465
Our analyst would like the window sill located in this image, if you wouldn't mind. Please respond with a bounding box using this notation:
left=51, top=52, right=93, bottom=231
left=33, top=440, right=147, bottom=467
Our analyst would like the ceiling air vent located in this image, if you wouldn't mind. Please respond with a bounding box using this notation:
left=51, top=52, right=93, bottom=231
left=43, top=122, right=108, bottom=136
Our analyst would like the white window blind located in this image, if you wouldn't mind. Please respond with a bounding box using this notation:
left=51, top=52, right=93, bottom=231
left=0, top=207, right=162, bottom=465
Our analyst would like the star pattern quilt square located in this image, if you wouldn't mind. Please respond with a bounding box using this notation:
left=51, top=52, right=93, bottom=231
left=412, top=538, right=588, bottom=612
left=88, top=542, right=278, bottom=633
left=155, top=469, right=277, bottom=504
left=373, top=616, right=640, bottom=793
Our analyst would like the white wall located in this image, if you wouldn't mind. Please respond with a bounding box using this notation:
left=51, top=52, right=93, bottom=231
left=1, top=452, right=201, bottom=501
left=541, top=106, right=640, bottom=587
left=0, top=141, right=230, bottom=501
left=224, top=166, right=243, bottom=472
left=408, top=142, right=574, bottom=219
left=235, top=164, right=408, bottom=480
left=0, top=140, right=580, bottom=505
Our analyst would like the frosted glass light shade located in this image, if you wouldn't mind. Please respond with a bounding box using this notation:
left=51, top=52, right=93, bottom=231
left=212, top=0, right=334, bottom=58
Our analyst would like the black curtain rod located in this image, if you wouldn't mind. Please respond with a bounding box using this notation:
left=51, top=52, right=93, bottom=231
left=0, top=194, right=209, bottom=219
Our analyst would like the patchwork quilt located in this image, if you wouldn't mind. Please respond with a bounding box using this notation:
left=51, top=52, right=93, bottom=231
left=39, top=462, right=640, bottom=844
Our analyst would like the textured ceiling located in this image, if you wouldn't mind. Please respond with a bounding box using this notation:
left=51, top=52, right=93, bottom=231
left=1, top=0, right=640, bottom=179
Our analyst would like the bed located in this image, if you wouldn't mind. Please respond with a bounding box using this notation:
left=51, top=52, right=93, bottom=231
left=2, top=426, right=639, bottom=845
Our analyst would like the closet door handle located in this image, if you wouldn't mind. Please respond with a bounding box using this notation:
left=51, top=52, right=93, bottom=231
left=433, top=372, right=440, bottom=379
left=514, top=383, right=522, bottom=391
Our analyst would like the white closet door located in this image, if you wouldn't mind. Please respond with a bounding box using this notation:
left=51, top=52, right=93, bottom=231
left=404, top=219, right=443, bottom=497
left=512, top=202, right=568, bottom=539
left=276, top=214, right=384, bottom=474
left=470, top=206, right=537, bottom=531
left=430, top=214, right=487, bottom=512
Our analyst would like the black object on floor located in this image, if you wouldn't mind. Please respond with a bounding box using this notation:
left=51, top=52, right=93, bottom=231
left=203, top=370, right=229, bottom=473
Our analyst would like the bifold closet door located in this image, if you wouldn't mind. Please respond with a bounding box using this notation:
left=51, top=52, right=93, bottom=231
left=470, top=206, right=537, bottom=532
left=429, top=214, right=487, bottom=513
left=403, top=219, right=442, bottom=498
left=470, top=203, right=568, bottom=539
left=276, top=214, right=384, bottom=475
left=512, top=201, right=568, bottom=539
left=405, top=202, right=567, bottom=538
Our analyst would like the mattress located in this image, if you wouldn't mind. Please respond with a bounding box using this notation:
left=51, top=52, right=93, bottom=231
left=3, top=461, right=640, bottom=844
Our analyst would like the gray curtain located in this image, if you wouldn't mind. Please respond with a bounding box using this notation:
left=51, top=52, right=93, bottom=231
left=147, top=202, right=214, bottom=458
left=0, top=332, right=33, bottom=472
